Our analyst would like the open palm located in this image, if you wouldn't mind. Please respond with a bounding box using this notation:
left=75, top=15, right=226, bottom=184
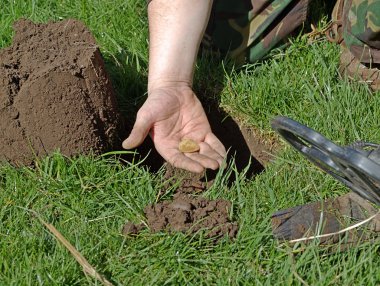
left=122, top=87, right=226, bottom=173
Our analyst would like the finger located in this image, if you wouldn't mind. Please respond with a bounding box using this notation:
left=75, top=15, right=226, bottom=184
left=122, top=111, right=153, bottom=149
left=185, top=151, right=220, bottom=170
left=198, top=142, right=225, bottom=167
left=170, top=152, right=205, bottom=173
left=155, top=144, right=205, bottom=173
left=205, top=133, right=227, bottom=158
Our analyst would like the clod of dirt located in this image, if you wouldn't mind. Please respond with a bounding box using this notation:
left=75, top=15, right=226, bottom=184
left=122, top=222, right=145, bottom=236
left=164, top=167, right=215, bottom=194
left=123, top=193, right=238, bottom=240
left=178, top=138, right=200, bottom=153
left=0, top=19, right=122, bottom=165
left=145, top=193, right=238, bottom=238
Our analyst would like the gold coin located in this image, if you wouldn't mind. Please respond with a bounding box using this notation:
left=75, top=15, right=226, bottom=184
left=179, top=138, right=200, bottom=153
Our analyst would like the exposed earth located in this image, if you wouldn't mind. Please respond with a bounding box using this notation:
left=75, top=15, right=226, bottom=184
left=123, top=192, right=238, bottom=239
left=0, top=19, right=122, bottom=166
left=1, top=19, right=277, bottom=239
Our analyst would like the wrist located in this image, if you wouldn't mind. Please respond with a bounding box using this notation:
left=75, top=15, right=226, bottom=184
left=147, top=82, right=197, bottom=108
left=148, top=77, right=192, bottom=93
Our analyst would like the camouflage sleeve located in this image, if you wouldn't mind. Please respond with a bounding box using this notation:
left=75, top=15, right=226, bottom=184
left=343, top=0, right=380, bottom=64
left=203, top=0, right=310, bottom=64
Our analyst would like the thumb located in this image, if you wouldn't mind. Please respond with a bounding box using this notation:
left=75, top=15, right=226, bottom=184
left=122, top=111, right=153, bottom=149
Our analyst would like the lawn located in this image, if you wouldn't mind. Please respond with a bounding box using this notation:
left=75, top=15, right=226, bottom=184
left=1, top=0, right=380, bottom=285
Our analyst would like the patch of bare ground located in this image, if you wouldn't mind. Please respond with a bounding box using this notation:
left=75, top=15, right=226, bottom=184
left=0, top=19, right=123, bottom=166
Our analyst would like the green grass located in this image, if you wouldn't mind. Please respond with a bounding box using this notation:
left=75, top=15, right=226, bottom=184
left=1, top=0, right=380, bottom=285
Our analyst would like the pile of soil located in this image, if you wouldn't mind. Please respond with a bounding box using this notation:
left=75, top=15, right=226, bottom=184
left=0, top=19, right=122, bottom=165
left=123, top=192, right=238, bottom=239
left=123, top=168, right=239, bottom=240
left=146, top=193, right=237, bottom=238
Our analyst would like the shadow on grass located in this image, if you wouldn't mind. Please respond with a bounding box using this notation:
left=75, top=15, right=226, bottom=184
left=306, top=0, right=335, bottom=28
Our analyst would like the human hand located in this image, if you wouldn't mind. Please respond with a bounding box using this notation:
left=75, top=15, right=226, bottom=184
left=122, top=86, right=226, bottom=173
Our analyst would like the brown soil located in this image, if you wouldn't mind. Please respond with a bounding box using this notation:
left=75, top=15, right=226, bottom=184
left=146, top=193, right=237, bottom=238
left=0, top=19, right=122, bottom=165
left=123, top=193, right=238, bottom=239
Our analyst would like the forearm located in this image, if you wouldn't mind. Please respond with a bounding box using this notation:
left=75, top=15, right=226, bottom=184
left=147, top=0, right=213, bottom=91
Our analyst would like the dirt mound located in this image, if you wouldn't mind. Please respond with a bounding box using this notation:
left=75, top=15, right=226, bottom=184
left=146, top=193, right=237, bottom=238
left=0, top=19, right=122, bottom=165
left=123, top=193, right=238, bottom=239
left=122, top=160, right=239, bottom=240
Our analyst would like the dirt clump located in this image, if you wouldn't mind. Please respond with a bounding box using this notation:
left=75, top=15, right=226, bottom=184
left=0, top=19, right=122, bottom=165
left=145, top=193, right=237, bottom=238
left=123, top=193, right=238, bottom=239
left=122, top=222, right=145, bottom=236
left=122, top=166, right=239, bottom=240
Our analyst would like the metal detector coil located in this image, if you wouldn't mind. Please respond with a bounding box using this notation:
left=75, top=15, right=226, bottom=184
left=271, top=116, right=380, bottom=206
